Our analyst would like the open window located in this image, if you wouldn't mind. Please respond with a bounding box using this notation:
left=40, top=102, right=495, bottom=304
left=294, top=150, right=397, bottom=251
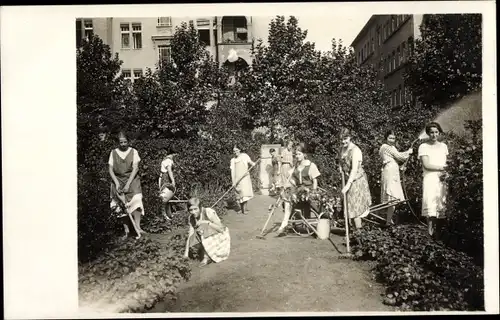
left=221, top=16, right=248, bottom=43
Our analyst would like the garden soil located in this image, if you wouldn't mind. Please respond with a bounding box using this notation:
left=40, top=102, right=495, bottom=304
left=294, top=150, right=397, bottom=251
left=148, top=195, right=393, bottom=313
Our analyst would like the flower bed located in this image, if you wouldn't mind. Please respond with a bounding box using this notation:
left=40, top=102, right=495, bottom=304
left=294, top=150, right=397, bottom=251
left=79, top=233, right=190, bottom=313
left=351, top=224, right=484, bottom=311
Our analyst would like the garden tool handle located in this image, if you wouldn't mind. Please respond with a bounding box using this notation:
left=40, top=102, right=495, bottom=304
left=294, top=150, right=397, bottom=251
left=211, top=158, right=262, bottom=208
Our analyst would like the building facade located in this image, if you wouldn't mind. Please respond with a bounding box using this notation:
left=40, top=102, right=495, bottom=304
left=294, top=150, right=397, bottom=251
left=350, top=14, right=423, bottom=109
left=76, top=16, right=262, bottom=83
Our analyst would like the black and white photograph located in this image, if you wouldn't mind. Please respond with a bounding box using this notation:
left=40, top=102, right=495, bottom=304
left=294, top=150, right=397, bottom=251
left=2, top=2, right=498, bottom=318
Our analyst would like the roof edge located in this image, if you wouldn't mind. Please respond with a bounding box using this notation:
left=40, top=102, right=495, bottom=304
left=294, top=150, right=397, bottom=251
left=350, top=15, right=378, bottom=47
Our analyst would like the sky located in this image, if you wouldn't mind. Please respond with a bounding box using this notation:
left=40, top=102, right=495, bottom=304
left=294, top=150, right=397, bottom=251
left=252, top=15, right=373, bottom=52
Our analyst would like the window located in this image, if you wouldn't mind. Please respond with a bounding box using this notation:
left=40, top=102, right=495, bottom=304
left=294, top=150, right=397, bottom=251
left=133, top=69, right=143, bottom=79
left=399, top=84, right=404, bottom=106
left=222, top=16, right=248, bottom=43
left=132, top=23, right=142, bottom=49
left=377, top=28, right=381, bottom=46
left=157, top=17, right=172, bottom=27
left=401, top=41, right=406, bottom=63
left=198, top=29, right=210, bottom=46
left=371, top=37, right=375, bottom=52
left=122, top=69, right=132, bottom=81
left=392, top=51, right=396, bottom=70
left=397, top=85, right=402, bottom=106
left=84, top=19, right=93, bottom=39
left=408, top=36, right=414, bottom=56
left=391, top=16, right=396, bottom=31
left=158, top=45, right=171, bottom=65
left=121, top=23, right=130, bottom=49
left=396, top=46, right=400, bottom=67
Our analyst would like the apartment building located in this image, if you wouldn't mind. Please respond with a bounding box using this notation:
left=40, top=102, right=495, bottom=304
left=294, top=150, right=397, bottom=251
left=76, top=16, right=260, bottom=83
left=350, top=14, right=423, bottom=109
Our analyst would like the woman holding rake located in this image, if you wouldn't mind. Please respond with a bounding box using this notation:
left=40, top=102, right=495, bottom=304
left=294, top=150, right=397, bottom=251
left=230, top=145, right=257, bottom=214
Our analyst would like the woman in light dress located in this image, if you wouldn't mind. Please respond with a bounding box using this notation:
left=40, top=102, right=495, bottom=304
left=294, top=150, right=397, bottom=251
left=340, top=128, right=372, bottom=230
left=418, top=122, right=448, bottom=237
left=159, top=149, right=176, bottom=220
left=108, top=131, right=145, bottom=239
left=280, top=140, right=294, bottom=188
left=230, top=145, right=257, bottom=214
left=276, top=143, right=321, bottom=237
left=379, top=130, right=413, bottom=226
left=183, top=197, right=231, bottom=266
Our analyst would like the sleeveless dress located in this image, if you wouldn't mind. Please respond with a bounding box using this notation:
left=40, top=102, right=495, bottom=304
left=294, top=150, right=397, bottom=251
left=109, top=147, right=145, bottom=217
left=289, top=160, right=321, bottom=219
left=379, top=143, right=410, bottom=203
left=230, top=153, right=254, bottom=203
left=188, top=208, right=231, bottom=263
left=341, top=144, right=372, bottom=219
left=418, top=142, right=448, bottom=218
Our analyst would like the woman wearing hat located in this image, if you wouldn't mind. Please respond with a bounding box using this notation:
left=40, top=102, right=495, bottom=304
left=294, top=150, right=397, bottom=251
left=159, top=149, right=177, bottom=220
left=183, top=197, right=231, bottom=266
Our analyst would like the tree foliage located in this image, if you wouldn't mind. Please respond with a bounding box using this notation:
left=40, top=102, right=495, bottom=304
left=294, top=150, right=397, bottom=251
left=404, top=14, right=482, bottom=109
left=132, top=21, right=229, bottom=139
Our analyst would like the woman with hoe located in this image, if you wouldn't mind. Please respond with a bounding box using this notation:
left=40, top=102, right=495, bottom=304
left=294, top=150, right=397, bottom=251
left=108, top=131, right=145, bottom=239
left=339, top=128, right=372, bottom=232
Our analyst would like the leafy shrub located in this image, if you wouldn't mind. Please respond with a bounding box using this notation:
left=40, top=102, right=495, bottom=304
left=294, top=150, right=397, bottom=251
left=352, top=225, right=484, bottom=311
left=79, top=234, right=191, bottom=313
left=441, top=120, right=483, bottom=265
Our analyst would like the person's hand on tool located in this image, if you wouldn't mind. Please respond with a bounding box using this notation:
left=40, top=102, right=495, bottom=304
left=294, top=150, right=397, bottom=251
left=122, top=183, right=130, bottom=193
left=407, top=148, right=413, bottom=154
left=342, top=181, right=352, bottom=194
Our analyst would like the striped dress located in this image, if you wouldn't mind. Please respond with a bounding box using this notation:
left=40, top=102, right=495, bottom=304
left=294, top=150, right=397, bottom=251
left=379, top=143, right=411, bottom=203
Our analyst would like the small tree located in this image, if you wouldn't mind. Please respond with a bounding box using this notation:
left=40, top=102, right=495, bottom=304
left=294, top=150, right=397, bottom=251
left=238, top=16, right=321, bottom=137
left=404, top=14, right=482, bottom=109
left=133, top=21, right=227, bottom=139
left=77, top=34, right=132, bottom=164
